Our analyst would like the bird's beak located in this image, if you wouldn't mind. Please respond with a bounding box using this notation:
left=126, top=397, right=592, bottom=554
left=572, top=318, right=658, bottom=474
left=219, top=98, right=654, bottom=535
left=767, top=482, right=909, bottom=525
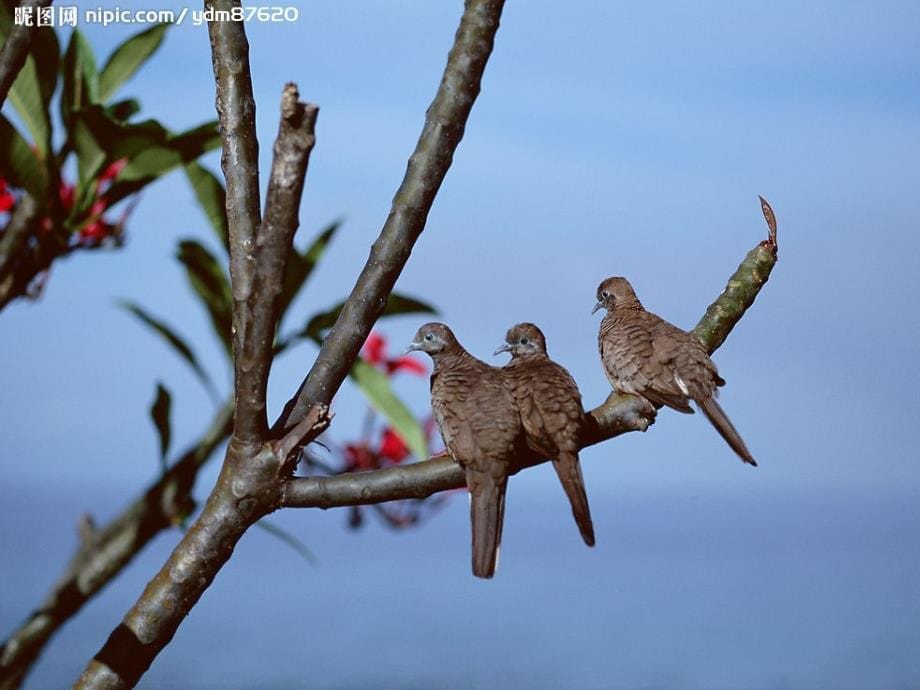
left=592, top=300, right=604, bottom=314
left=493, top=343, right=511, bottom=356
left=403, top=340, right=421, bottom=355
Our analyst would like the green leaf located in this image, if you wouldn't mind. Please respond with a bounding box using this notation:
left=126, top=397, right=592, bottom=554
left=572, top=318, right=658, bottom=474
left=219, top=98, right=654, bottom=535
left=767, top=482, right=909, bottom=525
left=60, top=29, right=98, bottom=128
left=98, top=23, right=169, bottom=102
left=184, top=162, right=228, bottom=253
left=69, top=114, right=107, bottom=202
left=69, top=110, right=219, bottom=221
left=71, top=105, right=169, bottom=185
left=0, top=8, right=55, bottom=150
left=69, top=107, right=169, bottom=215
left=0, top=115, right=48, bottom=200
left=105, top=98, right=141, bottom=122
left=176, top=240, right=233, bottom=354
left=277, top=220, right=341, bottom=318
left=255, top=519, right=319, bottom=566
left=119, top=300, right=219, bottom=400
left=296, top=293, right=437, bottom=344
left=351, top=358, right=429, bottom=461
left=8, top=56, right=49, bottom=149
left=149, top=382, right=172, bottom=470
left=29, top=22, right=59, bottom=106
left=103, top=121, right=221, bottom=207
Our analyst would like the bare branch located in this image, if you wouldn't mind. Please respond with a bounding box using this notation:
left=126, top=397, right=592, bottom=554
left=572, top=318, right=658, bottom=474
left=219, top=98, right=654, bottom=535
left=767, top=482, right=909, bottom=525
left=74, top=405, right=330, bottom=690
left=206, top=0, right=263, bottom=443
left=72, top=4, right=505, bottom=683
left=0, top=0, right=53, bottom=107
left=272, top=402, right=330, bottom=468
left=231, top=84, right=318, bottom=447
left=693, top=198, right=779, bottom=349
left=0, top=402, right=232, bottom=690
left=274, top=0, right=506, bottom=435
left=282, top=222, right=779, bottom=509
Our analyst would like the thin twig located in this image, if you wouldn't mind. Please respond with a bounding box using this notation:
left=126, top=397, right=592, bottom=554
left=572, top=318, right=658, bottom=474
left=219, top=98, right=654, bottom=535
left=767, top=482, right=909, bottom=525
left=273, top=0, right=506, bottom=434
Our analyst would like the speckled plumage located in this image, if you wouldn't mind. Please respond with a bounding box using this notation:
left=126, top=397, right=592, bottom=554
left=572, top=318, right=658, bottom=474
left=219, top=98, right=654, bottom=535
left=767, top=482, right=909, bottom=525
left=408, top=322, right=526, bottom=578
left=595, top=277, right=757, bottom=466
left=498, top=323, right=595, bottom=547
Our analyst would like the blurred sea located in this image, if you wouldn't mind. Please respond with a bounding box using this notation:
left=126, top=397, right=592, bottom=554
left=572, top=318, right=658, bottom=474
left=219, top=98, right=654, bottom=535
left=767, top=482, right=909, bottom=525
left=2, top=477, right=917, bottom=690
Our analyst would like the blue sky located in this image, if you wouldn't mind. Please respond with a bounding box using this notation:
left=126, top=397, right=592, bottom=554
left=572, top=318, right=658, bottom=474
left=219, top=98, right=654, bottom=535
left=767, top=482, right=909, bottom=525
left=2, top=2, right=919, bottom=688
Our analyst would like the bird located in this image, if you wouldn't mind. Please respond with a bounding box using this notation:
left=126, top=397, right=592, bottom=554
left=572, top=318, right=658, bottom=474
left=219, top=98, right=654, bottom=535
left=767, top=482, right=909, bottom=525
left=406, top=322, right=527, bottom=578
left=593, top=276, right=757, bottom=466
left=495, top=323, right=596, bottom=547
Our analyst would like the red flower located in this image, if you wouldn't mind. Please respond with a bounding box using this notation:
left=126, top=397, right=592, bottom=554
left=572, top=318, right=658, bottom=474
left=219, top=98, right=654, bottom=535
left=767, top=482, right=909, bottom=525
left=385, top=357, right=426, bottom=376
left=76, top=199, right=115, bottom=245
left=96, top=158, right=127, bottom=195
left=0, top=178, right=15, bottom=213
left=78, top=219, right=114, bottom=243
left=58, top=181, right=75, bottom=210
left=361, top=331, right=426, bottom=377
left=99, top=158, right=127, bottom=182
left=363, top=332, right=387, bottom=365
left=343, top=443, right=375, bottom=471
left=342, top=426, right=414, bottom=472
left=378, top=427, right=409, bottom=463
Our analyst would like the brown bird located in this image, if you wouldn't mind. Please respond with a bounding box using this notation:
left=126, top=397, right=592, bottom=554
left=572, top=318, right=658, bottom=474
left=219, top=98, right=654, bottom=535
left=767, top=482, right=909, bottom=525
left=593, top=277, right=757, bottom=466
left=406, top=322, right=526, bottom=578
left=496, top=323, right=596, bottom=547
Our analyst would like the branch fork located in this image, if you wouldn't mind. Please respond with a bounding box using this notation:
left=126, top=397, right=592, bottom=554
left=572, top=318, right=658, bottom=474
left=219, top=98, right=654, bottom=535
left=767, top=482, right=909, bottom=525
left=273, top=403, right=333, bottom=476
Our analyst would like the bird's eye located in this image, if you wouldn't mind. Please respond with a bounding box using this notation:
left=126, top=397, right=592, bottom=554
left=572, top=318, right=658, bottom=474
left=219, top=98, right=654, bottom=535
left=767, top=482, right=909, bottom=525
left=602, top=290, right=610, bottom=299
left=520, top=338, right=529, bottom=345
left=424, top=333, right=434, bottom=341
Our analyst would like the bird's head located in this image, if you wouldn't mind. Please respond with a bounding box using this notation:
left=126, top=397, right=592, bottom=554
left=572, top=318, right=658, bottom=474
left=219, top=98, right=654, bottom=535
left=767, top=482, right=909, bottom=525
left=405, top=322, right=457, bottom=357
left=494, top=322, right=547, bottom=359
left=593, top=276, right=639, bottom=314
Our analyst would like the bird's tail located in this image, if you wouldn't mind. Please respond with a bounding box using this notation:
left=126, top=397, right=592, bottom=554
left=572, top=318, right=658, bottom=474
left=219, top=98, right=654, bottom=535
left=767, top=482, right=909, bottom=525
left=553, top=452, right=596, bottom=547
left=698, top=396, right=757, bottom=466
left=469, top=474, right=507, bottom=579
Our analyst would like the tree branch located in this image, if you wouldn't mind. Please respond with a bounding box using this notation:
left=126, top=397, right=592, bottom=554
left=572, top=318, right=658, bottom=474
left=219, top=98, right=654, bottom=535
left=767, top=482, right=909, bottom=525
left=0, top=402, right=233, bottom=690
left=273, top=0, right=506, bottom=435
left=0, top=193, right=40, bottom=308
left=0, top=0, right=53, bottom=107
left=281, top=208, right=779, bottom=509
left=240, top=84, right=317, bottom=455
left=74, top=405, right=330, bottom=690
left=73, top=7, right=329, bottom=683
left=206, top=0, right=264, bottom=443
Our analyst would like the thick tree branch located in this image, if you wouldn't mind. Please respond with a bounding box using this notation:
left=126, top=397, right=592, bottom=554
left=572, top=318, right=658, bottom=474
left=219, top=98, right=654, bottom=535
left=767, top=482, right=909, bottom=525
left=74, top=405, right=330, bottom=690
left=0, top=402, right=233, bottom=690
left=73, top=4, right=504, bottom=683
left=274, top=0, right=505, bottom=434
left=206, top=0, right=264, bottom=443
left=74, top=9, right=327, bottom=684
left=0, top=0, right=53, bottom=107
left=282, top=208, right=779, bottom=509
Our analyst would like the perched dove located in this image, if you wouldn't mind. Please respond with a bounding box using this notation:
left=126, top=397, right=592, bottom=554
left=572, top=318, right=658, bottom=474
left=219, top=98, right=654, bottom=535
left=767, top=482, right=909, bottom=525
left=496, top=323, right=595, bottom=546
left=407, top=322, right=527, bottom=578
left=594, top=277, right=757, bottom=466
